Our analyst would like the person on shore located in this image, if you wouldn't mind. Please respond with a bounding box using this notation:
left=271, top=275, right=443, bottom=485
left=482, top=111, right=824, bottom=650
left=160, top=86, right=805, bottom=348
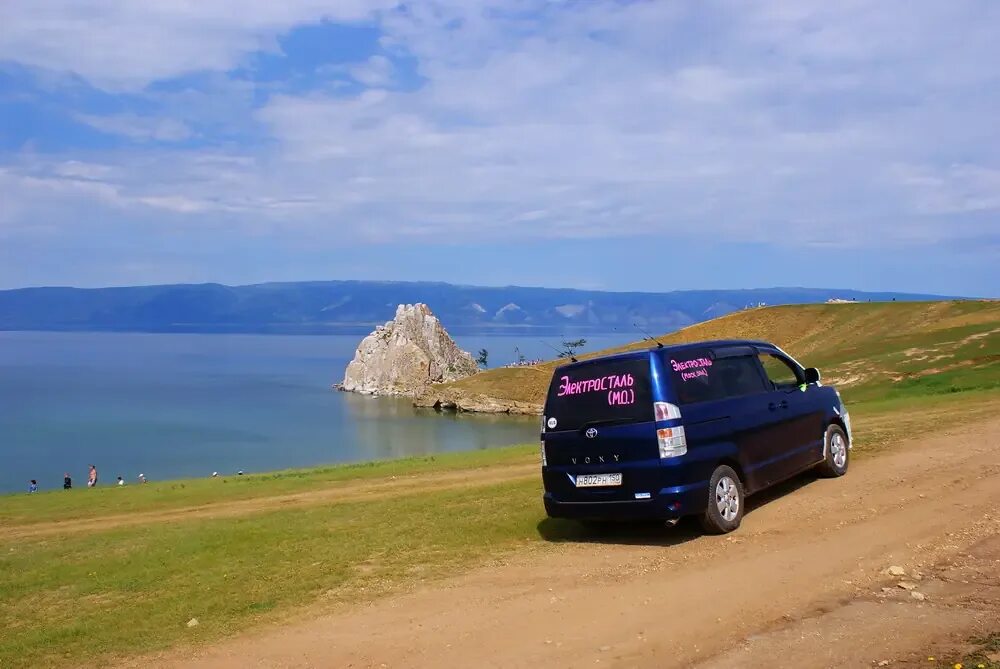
left=117, top=476, right=125, bottom=486
left=137, top=473, right=147, bottom=484
left=63, top=473, right=72, bottom=490
left=87, top=464, right=98, bottom=488
left=29, top=479, right=37, bottom=493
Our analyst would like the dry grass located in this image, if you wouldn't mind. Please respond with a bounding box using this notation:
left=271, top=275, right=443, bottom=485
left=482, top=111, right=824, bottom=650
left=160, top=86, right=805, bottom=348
left=438, top=300, right=1000, bottom=408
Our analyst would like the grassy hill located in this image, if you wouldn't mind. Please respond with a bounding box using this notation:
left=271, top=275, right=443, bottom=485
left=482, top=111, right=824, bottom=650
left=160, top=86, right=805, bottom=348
left=422, top=300, right=1000, bottom=411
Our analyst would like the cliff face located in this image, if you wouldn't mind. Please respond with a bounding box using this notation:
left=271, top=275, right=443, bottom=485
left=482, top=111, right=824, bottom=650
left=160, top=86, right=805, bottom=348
left=339, top=303, right=479, bottom=397
left=412, top=387, right=543, bottom=415
left=412, top=363, right=549, bottom=415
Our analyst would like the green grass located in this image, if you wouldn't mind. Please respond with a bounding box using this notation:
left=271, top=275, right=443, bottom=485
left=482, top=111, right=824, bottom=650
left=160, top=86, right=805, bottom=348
left=844, top=389, right=999, bottom=454
left=961, top=632, right=1000, bottom=669
left=0, top=478, right=546, bottom=666
left=0, top=444, right=536, bottom=526
left=849, top=361, right=999, bottom=403
left=927, top=632, right=1000, bottom=669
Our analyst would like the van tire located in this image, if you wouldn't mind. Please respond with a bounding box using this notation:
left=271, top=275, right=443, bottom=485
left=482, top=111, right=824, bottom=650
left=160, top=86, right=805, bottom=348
left=816, top=424, right=849, bottom=478
left=700, top=465, right=744, bottom=534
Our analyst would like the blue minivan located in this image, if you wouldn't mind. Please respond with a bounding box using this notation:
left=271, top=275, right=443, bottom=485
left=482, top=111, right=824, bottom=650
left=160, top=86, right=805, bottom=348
left=541, top=340, right=851, bottom=534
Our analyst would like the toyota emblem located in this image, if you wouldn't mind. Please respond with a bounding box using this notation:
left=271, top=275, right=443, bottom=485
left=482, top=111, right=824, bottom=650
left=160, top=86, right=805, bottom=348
left=585, top=427, right=598, bottom=439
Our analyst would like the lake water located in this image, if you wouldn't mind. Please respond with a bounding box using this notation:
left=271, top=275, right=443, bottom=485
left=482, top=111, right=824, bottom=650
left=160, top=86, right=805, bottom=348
left=0, top=330, right=633, bottom=494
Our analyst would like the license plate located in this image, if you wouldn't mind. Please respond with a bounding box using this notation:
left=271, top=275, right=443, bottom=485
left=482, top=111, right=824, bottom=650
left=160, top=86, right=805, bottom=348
left=574, top=473, right=623, bottom=488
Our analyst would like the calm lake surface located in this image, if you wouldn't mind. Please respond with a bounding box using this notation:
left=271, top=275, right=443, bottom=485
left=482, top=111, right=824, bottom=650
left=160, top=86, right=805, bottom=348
left=0, top=330, right=633, bottom=494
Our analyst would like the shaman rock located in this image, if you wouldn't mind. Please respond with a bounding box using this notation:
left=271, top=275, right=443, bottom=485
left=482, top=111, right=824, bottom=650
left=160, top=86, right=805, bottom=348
left=339, top=304, right=478, bottom=397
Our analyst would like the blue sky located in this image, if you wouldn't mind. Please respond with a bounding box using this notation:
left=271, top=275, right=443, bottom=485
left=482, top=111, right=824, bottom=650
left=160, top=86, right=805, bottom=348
left=0, top=1, right=997, bottom=296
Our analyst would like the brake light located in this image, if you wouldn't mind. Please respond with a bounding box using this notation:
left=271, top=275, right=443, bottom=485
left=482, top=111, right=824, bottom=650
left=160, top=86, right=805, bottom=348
left=654, top=402, right=682, bottom=421
left=540, top=440, right=547, bottom=467
left=657, top=426, right=687, bottom=458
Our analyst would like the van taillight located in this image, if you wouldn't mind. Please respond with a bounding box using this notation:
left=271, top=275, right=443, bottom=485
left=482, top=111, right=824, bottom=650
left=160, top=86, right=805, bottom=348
left=657, top=427, right=687, bottom=459
left=540, top=440, right=547, bottom=467
left=653, top=402, right=682, bottom=421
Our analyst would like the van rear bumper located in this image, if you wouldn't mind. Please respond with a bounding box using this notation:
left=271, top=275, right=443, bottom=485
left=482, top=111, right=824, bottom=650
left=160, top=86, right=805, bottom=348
left=543, top=480, right=708, bottom=521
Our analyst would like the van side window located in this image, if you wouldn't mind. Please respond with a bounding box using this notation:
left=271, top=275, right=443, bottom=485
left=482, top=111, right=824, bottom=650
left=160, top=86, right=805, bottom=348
left=718, top=356, right=769, bottom=397
left=668, top=353, right=767, bottom=405
left=758, top=354, right=802, bottom=390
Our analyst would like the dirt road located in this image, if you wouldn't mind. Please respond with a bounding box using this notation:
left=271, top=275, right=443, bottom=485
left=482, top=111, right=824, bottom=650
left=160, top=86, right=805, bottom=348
left=127, top=417, right=1000, bottom=669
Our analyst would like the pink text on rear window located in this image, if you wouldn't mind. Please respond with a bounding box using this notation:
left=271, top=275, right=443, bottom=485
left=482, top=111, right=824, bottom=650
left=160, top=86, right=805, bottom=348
left=557, top=373, right=636, bottom=406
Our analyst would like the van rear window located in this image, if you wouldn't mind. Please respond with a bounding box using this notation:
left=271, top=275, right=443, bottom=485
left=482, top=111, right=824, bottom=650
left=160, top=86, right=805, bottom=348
left=544, top=357, right=652, bottom=431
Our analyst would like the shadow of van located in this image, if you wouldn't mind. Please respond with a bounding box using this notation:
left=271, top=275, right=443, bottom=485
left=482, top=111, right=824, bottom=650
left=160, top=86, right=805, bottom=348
left=536, top=470, right=821, bottom=546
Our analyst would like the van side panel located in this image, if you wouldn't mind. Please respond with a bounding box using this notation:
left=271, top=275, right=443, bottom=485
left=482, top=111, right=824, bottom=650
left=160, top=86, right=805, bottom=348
left=657, top=348, right=770, bottom=493
left=667, top=397, right=760, bottom=492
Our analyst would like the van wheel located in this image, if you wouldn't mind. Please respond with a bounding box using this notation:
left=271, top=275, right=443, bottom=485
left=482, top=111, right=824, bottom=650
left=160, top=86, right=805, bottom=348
left=700, top=465, right=744, bottom=534
left=816, top=425, right=849, bottom=478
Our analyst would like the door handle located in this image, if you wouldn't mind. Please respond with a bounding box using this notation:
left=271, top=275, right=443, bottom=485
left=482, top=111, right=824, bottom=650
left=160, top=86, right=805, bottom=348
left=779, top=400, right=788, bottom=409
left=769, top=400, right=789, bottom=411
left=768, top=402, right=777, bottom=411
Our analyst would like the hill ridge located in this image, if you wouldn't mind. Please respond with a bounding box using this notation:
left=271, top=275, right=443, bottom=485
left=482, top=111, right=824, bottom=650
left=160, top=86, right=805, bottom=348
left=0, top=280, right=959, bottom=334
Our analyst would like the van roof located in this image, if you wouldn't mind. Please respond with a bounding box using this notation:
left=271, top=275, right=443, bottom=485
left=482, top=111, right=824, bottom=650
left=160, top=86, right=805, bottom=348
left=553, top=339, right=777, bottom=371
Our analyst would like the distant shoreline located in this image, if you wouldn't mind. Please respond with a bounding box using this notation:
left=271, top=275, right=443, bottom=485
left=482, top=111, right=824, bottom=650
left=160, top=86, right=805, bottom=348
left=0, top=324, right=640, bottom=336
left=0, top=281, right=966, bottom=335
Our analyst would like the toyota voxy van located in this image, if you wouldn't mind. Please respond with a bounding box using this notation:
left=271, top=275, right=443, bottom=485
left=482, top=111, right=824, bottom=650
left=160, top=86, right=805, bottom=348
left=541, top=340, right=850, bottom=533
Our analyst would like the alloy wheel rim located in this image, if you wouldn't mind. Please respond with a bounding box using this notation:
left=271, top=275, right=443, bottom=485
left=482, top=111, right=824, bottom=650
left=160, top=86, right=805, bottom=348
left=716, top=475, right=739, bottom=521
left=831, top=433, right=847, bottom=469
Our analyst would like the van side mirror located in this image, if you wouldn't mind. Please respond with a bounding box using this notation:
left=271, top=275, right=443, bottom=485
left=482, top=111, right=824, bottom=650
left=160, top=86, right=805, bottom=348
left=803, top=367, right=821, bottom=385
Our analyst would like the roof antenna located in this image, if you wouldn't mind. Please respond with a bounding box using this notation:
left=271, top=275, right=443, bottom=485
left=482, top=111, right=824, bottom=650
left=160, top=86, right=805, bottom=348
left=633, top=322, right=664, bottom=348
left=539, top=340, right=577, bottom=363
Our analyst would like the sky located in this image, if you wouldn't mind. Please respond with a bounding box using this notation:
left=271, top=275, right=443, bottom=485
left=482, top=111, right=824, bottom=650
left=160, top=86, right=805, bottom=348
left=0, top=1, right=997, bottom=296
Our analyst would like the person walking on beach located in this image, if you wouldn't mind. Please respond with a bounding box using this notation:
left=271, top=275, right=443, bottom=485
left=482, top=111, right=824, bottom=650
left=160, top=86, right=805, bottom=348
left=87, top=464, right=98, bottom=488
left=63, top=473, right=72, bottom=490
left=116, top=476, right=124, bottom=486
left=29, top=479, right=37, bottom=493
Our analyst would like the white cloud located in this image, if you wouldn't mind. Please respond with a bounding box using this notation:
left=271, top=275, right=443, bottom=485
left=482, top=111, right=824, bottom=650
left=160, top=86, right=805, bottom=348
left=348, top=54, right=396, bottom=87
left=889, top=163, right=1000, bottom=215
left=0, top=0, right=997, bottom=256
left=76, top=113, right=193, bottom=142
left=0, top=0, right=394, bottom=90
left=52, top=161, right=114, bottom=180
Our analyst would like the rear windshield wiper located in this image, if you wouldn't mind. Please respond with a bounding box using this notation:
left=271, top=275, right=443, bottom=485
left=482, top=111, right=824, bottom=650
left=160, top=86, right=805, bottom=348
left=577, top=417, right=638, bottom=430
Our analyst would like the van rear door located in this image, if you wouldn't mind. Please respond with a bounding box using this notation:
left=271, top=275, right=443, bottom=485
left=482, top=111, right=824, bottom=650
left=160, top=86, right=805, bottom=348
left=542, top=354, right=660, bottom=502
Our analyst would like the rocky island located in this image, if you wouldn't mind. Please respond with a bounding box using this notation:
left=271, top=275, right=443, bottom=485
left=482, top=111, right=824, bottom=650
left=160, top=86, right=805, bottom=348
left=338, top=303, right=479, bottom=397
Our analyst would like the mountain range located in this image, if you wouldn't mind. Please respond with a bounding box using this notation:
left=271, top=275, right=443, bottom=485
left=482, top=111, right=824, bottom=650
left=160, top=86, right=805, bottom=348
left=0, top=281, right=956, bottom=334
